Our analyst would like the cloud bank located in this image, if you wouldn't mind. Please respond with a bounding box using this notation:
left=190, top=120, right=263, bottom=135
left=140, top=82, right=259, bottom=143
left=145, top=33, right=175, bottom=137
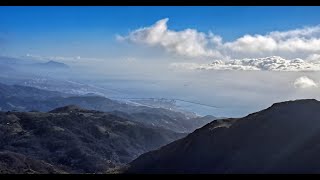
left=170, top=56, right=320, bottom=72
left=118, top=18, right=320, bottom=61
left=294, top=76, right=318, bottom=88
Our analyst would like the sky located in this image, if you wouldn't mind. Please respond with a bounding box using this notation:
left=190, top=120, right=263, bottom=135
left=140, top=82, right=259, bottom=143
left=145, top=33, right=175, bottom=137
left=1, top=6, right=320, bottom=117
left=1, top=6, right=320, bottom=57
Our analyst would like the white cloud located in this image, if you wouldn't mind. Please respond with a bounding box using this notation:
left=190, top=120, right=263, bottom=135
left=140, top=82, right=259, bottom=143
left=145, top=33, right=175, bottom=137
left=118, top=18, right=223, bottom=58
left=119, top=18, right=320, bottom=60
left=170, top=56, right=320, bottom=72
left=268, top=26, right=320, bottom=39
left=294, top=76, right=318, bottom=88
left=225, top=26, right=320, bottom=58
left=223, top=35, right=277, bottom=56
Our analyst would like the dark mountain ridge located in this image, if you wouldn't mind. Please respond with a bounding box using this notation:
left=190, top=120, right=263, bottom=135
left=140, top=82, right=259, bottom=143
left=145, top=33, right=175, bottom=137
left=126, top=99, right=320, bottom=174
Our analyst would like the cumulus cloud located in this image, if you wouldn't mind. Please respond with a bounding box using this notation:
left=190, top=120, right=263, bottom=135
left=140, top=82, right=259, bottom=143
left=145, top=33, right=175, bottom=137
left=118, top=18, right=223, bottom=58
left=293, top=76, right=318, bottom=88
left=224, top=26, right=320, bottom=58
left=118, top=18, right=320, bottom=60
left=170, top=56, right=320, bottom=72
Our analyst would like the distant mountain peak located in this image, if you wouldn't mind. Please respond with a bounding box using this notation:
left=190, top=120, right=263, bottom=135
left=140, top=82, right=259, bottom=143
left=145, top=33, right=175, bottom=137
left=45, top=60, right=69, bottom=67
left=46, top=60, right=63, bottom=64
left=33, top=60, right=69, bottom=69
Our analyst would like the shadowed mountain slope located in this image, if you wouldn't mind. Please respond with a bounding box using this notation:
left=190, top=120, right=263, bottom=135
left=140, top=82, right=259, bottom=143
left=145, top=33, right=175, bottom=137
left=126, top=99, right=320, bottom=174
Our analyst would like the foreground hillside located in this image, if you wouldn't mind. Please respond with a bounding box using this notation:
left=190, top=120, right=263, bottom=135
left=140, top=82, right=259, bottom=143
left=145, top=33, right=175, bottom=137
left=126, top=99, right=320, bottom=174
left=0, top=105, right=185, bottom=173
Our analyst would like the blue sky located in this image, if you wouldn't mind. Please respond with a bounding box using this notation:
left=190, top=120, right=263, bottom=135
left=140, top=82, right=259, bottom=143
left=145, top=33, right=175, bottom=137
left=1, top=6, right=320, bottom=58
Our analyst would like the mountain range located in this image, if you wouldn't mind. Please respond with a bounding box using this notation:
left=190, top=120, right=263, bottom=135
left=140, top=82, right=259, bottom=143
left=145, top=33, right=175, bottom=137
left=0, top=83, right=216, bottom=133
left=1, top=83, right=320, bottom=173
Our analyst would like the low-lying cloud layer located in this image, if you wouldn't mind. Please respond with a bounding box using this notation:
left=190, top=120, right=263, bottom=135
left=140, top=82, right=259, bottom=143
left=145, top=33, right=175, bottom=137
left=24, top=54, right=108, bottom=67
left=118, top=18, right=320, bottom=71
left=170, top=56, right=320, bottom=72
